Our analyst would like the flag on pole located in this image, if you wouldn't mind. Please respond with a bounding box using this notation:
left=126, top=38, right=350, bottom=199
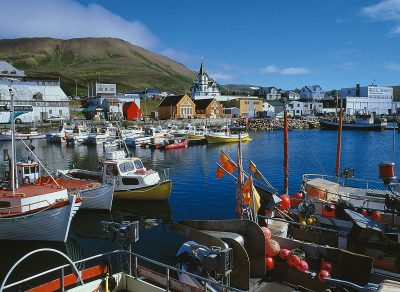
left=224, top=160, right=236, bottom=174
left=219, top=151, right=229, bottom=164
left=249, top=160, right=262, bottom=179
left=216, top=164, right=225, bottom=179
left=242, top=176, right=261, bottom=211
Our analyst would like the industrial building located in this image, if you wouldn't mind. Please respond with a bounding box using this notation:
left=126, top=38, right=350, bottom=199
left=339, top=84, right=393, bottom=115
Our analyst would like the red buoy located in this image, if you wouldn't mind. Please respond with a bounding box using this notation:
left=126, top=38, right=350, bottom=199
left=318, top=270, right=330, bottom=282
left=321, top=260, right=332, bottom=272
left=265, top=256, right=274, bottom=271
left=287, top=254, right=301, bottom=268
left=279, top=249, right=291, bottom=260
left=290, top=192, right=303, bottom=207
left=297, top=260, right=309, bottom=272
left=266, top=239, right=280, bottom=257
left=373, top=211, right=382, bottom=222
left=379, top=162, right=396, bottom=185
left=279, top=195, right=291, bottom=211
left=261, top=227, right=272, bottom=241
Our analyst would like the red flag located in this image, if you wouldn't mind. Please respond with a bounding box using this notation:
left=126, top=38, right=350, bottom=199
left=219, top=151, right=229, bottom=164
left=224, top=160, right=236, bottom=174
left=216, top=164, right=226, bottom=179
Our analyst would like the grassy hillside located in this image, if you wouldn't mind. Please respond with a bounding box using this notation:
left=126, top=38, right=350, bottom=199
left=0, top=37, right=196, bottom=95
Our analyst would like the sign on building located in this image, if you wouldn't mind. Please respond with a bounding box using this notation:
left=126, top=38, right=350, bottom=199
left=96, top=83, right=116, bottom=95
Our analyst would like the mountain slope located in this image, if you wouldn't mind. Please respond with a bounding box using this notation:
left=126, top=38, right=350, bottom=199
left=0, top=37, right=196, bottom=95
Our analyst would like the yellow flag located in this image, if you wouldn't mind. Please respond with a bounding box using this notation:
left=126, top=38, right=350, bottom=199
left=252, top=185, right=261, bottom=212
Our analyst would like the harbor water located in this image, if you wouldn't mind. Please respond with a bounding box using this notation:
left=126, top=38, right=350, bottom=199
left=1, top=129, right=399, bottom=286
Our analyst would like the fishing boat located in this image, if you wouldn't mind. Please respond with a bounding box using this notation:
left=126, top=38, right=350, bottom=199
left=205, top=126, right=251, bottom=143
left=65, top=124, right=90, bottom=144
left=0, top=129, right=46, bottom=141
left=0, top=97, right=81, bottom=241
left=160, top=137, right=188, bottom=150
left=124, top=126, right=167, bottom=148
left=2, top=221, right=240, bottom=292
left=320, top=112, right=387, bottom=131
left=36, top=176, right=114, bottom=210
left=84, top=125, right=119, bottom=145
left=46, top=124, right=74, bottom=143
left=58, top=150, right=172, bottom=200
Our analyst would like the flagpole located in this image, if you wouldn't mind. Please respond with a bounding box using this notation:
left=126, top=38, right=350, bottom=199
left=237, top=131, right=243, bottom=218
left=250, top=175, right=257, bottom=223
left=283, top=102, right=289, bottom=195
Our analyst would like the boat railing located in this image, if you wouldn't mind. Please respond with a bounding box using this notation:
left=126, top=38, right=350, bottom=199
left=1, top=248, right=244, bottom=292
left=302, top=173, right=385, bottom=191
left=0, top=199, right=52, bottom=215
left=158, top=168, right=170, bottom=182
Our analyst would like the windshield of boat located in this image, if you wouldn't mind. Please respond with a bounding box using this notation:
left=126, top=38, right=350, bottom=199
left=134, top=159, right=144, bottom=169
left=119, top=161, right=135, bottom=173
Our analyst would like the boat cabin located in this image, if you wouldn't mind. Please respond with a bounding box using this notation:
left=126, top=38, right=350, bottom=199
left=17, top=160, right=40, bottom=186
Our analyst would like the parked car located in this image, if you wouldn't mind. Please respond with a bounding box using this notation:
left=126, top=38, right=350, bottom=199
left=45, top=116, right=66, bottom=123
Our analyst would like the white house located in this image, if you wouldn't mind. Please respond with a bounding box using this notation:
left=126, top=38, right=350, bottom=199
left=339, top=84, right=393, bottom=115
left=288, top=101, right=323, bottom=116
left=300, top=85, right=326, bottom=100
left=288, top=91, right=300, bottom=100
left=259, top=87, right=281, bottom=100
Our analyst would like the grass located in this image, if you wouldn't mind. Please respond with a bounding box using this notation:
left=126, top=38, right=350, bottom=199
left=140, top=99, right=161, bottom=115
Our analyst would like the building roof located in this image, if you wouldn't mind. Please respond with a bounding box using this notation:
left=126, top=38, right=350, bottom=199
left=0, top=61, right=25, bottom=78
left=158, top=95, right=185, bottom=107
left=0, top=80, right=68, bottom=101
left=193, top=98, right=216, bottom=110
left=199, top=60, right=205, bottom=76
left=104, top=98, right=121, bottom=104
left=83, top=104, right=103, bottom=112
left=266, top=100, right=284, bottom=107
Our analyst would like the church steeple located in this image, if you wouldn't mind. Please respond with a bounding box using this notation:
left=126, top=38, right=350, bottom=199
left=199, top=58, right=205, bottom=76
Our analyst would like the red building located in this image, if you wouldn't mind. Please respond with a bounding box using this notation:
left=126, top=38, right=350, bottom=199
left=123, top=101, right=141, bottom=120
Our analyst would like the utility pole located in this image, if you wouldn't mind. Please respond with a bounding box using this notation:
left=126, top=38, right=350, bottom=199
left=144, top=88, right=148, bottom=119
left=75, top=78, right=78, bottom=97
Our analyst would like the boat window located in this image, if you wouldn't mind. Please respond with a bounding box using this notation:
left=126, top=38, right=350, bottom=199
left=106, top=164, right=118, bottom=176
left=119, top=162, right=135, bottom=173
left=30, top=166, right=36, bottom=173
left=134, top=159, right=144, bottom=169
left=24, top=167, right=30, bottom=174
left=122, top=178, right=139, bottom=185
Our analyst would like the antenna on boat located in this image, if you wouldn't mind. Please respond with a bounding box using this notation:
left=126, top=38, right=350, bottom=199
left=335, top=100, right=343, bottom=177
left=283, top=100, right=289, bottom=195
left=8, top=82, right=17, bottom=194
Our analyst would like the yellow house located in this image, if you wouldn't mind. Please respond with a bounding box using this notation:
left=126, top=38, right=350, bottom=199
left=223, top=98, right=264, bottom=117
left=158, top=94, right=196, bottom=119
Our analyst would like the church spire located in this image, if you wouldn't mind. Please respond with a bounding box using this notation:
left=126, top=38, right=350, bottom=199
left=199, top=58, right=205, bottom=75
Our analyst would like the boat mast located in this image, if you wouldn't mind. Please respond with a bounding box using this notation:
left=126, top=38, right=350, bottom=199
left=236, top=130, right=243, bottom=218
left=283, top=102, right=289, bottom=195
left=9, top=84, right=17, bottom=194
left=335, top=100, right=343, bottom=177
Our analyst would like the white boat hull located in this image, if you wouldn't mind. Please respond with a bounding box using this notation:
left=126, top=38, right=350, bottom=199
left=0, top=195, right=80, bottom=242
left=0, top=134, right=46, bottom=141
left=78, top=184, right=114, bottom=210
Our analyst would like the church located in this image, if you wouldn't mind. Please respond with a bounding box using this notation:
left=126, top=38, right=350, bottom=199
left=190, top=60, right=221, bottom=100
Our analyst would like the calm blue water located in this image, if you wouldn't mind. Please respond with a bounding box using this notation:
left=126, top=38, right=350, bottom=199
left=0, top=129, right=399, bottom=286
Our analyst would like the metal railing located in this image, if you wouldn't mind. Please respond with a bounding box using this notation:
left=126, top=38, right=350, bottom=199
left=302, top=173, right=385, bottom=190
left=0, top=199, right=53, bottom=215
left=2, top=249, right=244, bottom=292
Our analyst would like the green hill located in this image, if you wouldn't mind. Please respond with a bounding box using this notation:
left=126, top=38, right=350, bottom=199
left=0, top=37, right=196, bottom=96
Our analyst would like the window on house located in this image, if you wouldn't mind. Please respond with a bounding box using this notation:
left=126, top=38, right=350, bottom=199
left=49, top=109, right=52, bottom=114
left=59, top=110, right=62, bottom=115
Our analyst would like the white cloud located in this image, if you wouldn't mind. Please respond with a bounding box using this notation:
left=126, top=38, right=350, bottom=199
left=0, top=0, right=158, bottom=49
left=261, top=65, right=280, bottom=74
left=281, top=67, right=311, bottom=75
left=385, top=62, right=400, bottom=71
left=261, top=65, right=311, bottom=75
left=208, top=72, right=236, bottom=82
left=361, top=0, right=400, bottom=34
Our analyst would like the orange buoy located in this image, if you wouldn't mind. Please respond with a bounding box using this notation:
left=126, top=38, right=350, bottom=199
left=322, top=204, right=336, bottom=218
left=261, top=227, right=271, bottom=241
left=321, top=260, right=332, bottom=272
left=279, top=249, right=291, bottom=260
left=266, top=239, right=280, bottom=257
left=279, top=195, right=291, bottom=211
left=318, top=270, right=330, bottom=282
left=297, top=260, right=309, bottom=272
left=373, top=211, right=382, bottom=222
left=265, top=256, right=274, bottom=271
left=287, top=254, right=301, bottom=268
left=379, top=162, right=396, bottom=185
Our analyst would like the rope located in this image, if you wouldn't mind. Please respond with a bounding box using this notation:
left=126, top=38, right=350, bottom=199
left=17, top=133, right=60, bottom=187
left=300, top=130, right=327, bottom=175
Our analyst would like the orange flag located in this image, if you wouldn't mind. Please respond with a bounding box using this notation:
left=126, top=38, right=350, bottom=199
left=249, top=160, right=257, bottom=173
left=242, top=176, right=252, bottom=205
left=224, top=160, right=236, bottom=174
left=219, top=151, right=229, bottom=164
left=216, top=164, right=226, bottom=179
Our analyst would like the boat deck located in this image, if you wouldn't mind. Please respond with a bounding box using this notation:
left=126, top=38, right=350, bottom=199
left=0, top=184, right=64, bottom=198
left=338, top=185, right=390, bottom=199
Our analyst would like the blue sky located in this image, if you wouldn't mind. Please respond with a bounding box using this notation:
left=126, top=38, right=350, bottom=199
left=1, top=0, right=400, bottom=90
